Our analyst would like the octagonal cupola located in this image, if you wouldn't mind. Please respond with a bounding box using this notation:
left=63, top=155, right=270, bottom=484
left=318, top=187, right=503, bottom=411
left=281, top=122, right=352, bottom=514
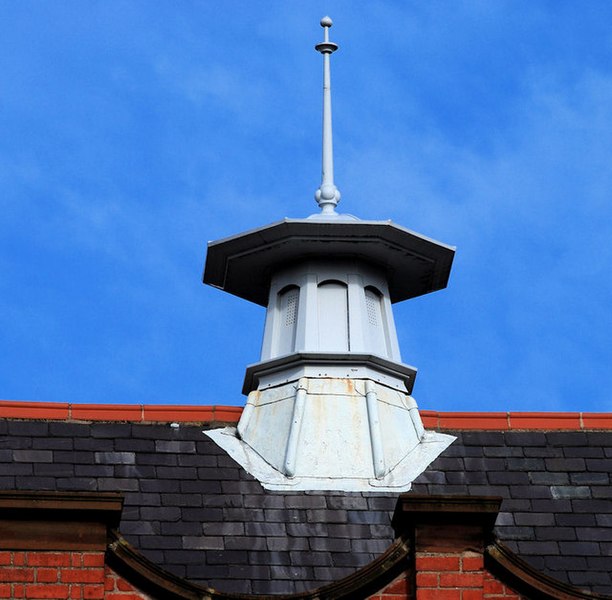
left=204, top=18, right=455, bottom=491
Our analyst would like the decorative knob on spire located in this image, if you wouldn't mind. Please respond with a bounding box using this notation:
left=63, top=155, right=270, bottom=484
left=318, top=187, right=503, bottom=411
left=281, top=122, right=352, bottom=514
left=314, top=16, right=341, bottom=215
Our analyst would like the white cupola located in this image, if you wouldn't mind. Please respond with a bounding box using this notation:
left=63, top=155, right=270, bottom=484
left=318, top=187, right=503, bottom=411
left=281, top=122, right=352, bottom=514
left=203, top=17, right=455, bottom=491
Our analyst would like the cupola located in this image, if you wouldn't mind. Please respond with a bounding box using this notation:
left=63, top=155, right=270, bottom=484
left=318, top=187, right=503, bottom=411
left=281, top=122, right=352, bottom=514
left=203, top=18, right=455, bottom=492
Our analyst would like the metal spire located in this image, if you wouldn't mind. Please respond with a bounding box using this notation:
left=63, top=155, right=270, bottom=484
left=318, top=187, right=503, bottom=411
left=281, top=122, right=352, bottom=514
left=314, top=16, right=341, bottom=215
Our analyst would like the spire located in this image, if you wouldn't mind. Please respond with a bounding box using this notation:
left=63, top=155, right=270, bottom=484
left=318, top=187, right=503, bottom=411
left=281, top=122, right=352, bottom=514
left=314, top=16, right=341, bottom=215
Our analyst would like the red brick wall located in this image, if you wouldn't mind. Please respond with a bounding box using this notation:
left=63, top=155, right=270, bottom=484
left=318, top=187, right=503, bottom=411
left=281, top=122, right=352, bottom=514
left=368, top=551, right=525, bottom=600
left=0, top=551, right=147, bottom=600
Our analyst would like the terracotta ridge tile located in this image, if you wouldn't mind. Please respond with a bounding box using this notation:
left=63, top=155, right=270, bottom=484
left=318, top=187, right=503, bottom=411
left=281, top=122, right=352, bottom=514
left=0, top=401, right=609, bottom=430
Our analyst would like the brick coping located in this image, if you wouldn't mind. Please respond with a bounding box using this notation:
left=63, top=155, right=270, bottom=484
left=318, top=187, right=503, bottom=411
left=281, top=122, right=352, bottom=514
left=0, top=400, right=610, bottom=429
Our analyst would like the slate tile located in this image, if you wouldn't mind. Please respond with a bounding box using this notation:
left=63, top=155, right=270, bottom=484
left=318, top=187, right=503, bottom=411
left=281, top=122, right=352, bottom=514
left=0, top=437, right=31, bottom=449
left=495, top=512, right=515, bottom=526
left=346, top=510, right=390, bottom=525
left=48, top=422, right=90, bottom=437
left=128, top=493, right=161, bottom=507
left=157, top=466, right=197, bottom=480
left=547, top=432, right=588, bottom=446
left=185, top=563, right=229, bottom=579
left=121, top=521, right=160, bottom=536
left=0, top=476, right=16, bottom=488
left=312, top=566, right=353, bottom=581
left=229, top=565, right=271, bottom=579
left=555, top=513, right=597, bottom=527
left=198, top=467, right=239, bottom=480
left=306, top=509, right=347, bottom=524
left=33, top=463, right=74, bottom=477
left=54, top=451, right=94, bottom=464
left=466, top=485, right=510, bottom=497
left=5, top=463, right=34, bottom=476
left=286, top=522, right=327, bottom=537
left=569, top=571, right=612, bottom=586
left=91, top=424, right=132, bottom=438
left=494, top=526, right=533, bottom=541
left=351, top=539, right=390, bottom=553
left=517, top=541, right=559, bottom=555
left=137, top=453, right=177, bottom=466
left=429, top=457, right=465, bottom=471
left=8, top=422, right=49, bottom=436
left=461, top=431, right=505, bottom=446
left=544, top=556, right=587, bottom=570
left=544, top=458, right=586, bottom=471
left=141, top=506, right=182, bottom=522
left=332, top=553, right=371, bottom=568
left=509, top=485, right=551, bottom=499
left=505, top=458, right=545, bottom=470
left=115, top=465, right=156, bottom=479
left=202, top=522, right=245, bottom=536
left=576, top=528, right=612, bottom=542
left=572, top=499, right=612, bottom=513
left=523, top=447, right=560, bottom=457
left=528, top=472, right=569, bottom=485
left=74, top=438, right=113, bottom=451
left=0, top=450, right=12, bottom=462
left=484, top=447, right=524, bottom=458
left=201, top=494, right=243, bottom=508
left=225, top=537, right=268, bottom=551
left=531, top=499, right=572, bottom=513
left=115, top=439, right=155, bottom=452
left=178, top=454, right=216, bottom=467
left=95, top=451, right=135, bottom=464
left=499, top=499, right=531, bottom=512
left=32, top=438, right=73, bottom=450
left=56, top=478, right=97, bottom=491
left=139, top=536, right=183, bottom=549
left=155, top=440, right=196, bottom=454
left=488, top=471, right=529, bottom=485
left=446, top=471, right=488, bottom=485
left=245, top=522, right=287, bottom=537
left=132, top=424, right=180, bottom=440
left=16, top=475, right=53, bottom=489
left=264, top=509, right=303, bottom=523
left=570, top=472, right=609, bottom=485
left=99, top=478, right=138, bottom=491
left=364, top=496, right=397, bottom=511
left=325, top=524, right=371, bottom=538
left=505, top=432, right=547, bottom=446
left=160, top=493, right=203, bottom=507
left=271, top=565, right=314, bottom=580
left=206, top=550, right=247, bottom=564
left=551, top=485, right=590, bottom=499
left=559, top=541, right=600, bottom=555
left=596, top=514, right=612, bottom=527
left=427, top=484, right=469, bottom=495
left=223, top=507, right=264, bottom=522
left=179, top=479, right=222, bottom=494
left=534, top=527, right=576, bottom=541
left=514, top=512, right=555, bottom=526
left=465, top=457, right=504, bottom=471
left=267, top=537, right=309, bottom=551
left=325, top=495, right=368, bottom=510
left=141, top=478, right=183, bottom=494
left=180, top=536, right=224, bottom=550
left=243, top=494, right=285, bottom=509
left=281, top=495, right=326, bottom=509
left=585, top=458, right=612, bottom=471
left=309, top=537, right=351, bottom=552
left=159, top=522, right=200, bottom=536
left=221, top=480, right=263, bottom=495
left=369, top=524, right=393, bottom=539
left=562, top=446, right=604, bottom=458
left=289, top=551, right=332, bottom=566
left=13, top=449, right=53, bottom=463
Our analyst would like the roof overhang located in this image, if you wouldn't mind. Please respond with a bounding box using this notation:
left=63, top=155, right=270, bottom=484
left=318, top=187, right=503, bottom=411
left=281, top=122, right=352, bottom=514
left=203, top=218, right=455, bottom=306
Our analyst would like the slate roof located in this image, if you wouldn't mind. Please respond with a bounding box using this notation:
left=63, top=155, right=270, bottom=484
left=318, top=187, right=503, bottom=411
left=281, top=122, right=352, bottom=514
left=1, top=410, right=611, bottom=596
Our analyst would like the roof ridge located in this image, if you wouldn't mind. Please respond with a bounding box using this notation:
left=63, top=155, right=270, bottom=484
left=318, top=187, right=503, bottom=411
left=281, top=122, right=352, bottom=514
left=0, top=400, right=611, bottom=429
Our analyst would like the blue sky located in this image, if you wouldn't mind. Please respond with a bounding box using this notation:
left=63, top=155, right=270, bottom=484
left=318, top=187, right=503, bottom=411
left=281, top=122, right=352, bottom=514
left=1, top=1, right=611, bottom=412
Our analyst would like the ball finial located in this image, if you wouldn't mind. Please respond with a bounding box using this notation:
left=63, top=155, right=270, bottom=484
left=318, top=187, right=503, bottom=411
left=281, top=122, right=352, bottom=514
left=320, top=16, right=333, bottom=28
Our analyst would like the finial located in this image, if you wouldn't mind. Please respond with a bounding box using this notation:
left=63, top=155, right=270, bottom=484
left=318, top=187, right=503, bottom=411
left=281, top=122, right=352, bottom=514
left=314, top=16, right=341, bottom=215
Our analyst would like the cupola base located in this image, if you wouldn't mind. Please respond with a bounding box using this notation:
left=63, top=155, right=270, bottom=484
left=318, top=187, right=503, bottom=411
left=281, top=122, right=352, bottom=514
left=205, top=376, right=455, bottom=493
